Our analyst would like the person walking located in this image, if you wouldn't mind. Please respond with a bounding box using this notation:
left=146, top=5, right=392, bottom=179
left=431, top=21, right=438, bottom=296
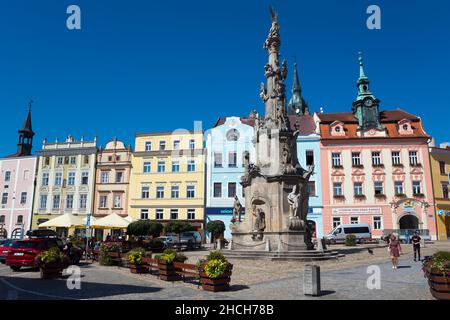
left=411, top=231, right=422, bottom=262
left=388, top=234, right=402, bottom=269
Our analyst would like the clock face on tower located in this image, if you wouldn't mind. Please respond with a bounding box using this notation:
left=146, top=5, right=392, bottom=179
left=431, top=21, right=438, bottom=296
left=364, top=99, right=373, bottom=107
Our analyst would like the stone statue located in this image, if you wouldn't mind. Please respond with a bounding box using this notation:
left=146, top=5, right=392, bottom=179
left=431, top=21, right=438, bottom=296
left=287, top=185, right=301, bottom=219
left=260, top=82, right=268, bottom=102
left=232, top=195, right=243, bottom=223
left=252, top=207, right=266, bottom=233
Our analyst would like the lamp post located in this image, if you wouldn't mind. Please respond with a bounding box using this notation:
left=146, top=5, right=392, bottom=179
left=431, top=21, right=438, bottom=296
left=85, top=213, right=91, bottom=261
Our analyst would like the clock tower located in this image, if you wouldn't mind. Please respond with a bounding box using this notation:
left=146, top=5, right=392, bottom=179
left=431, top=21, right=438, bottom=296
left=352, top=52, right=383, bottom=131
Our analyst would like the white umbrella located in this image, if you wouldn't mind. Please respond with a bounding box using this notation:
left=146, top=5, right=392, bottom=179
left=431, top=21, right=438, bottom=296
left=39, top=213, right=85, bottom=228
left=90, top=213, right=130, bottom=229
left=124, top=216, right=136, bottom=223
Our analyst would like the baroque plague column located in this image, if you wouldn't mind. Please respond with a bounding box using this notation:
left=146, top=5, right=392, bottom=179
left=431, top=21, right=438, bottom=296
left=231, top=9, right=315, bottom=252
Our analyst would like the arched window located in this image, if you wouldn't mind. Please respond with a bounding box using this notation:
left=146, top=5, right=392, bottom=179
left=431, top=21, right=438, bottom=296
left=0, top=215, right=5, bottom=224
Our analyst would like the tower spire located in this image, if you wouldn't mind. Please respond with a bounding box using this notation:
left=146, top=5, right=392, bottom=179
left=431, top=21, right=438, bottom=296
left=288, top=62, right=309, bottom=115
left=17, top=101, right=35, bottom=156
left=356, top=52, right=374, bottom=101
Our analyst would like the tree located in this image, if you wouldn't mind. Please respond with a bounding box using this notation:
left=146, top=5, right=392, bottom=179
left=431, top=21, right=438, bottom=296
left=127, top=220, right=163, bottom=238
left=206, top=221, right=226, bottom=241
left=164, top=221, right=194, bottom=245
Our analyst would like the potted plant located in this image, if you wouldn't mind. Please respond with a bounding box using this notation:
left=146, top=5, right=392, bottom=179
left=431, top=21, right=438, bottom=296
left=197, top=251, right=233, bottom=292
left=155, top=249, right=187, bottom=281
left=35, top=247, right=69, bottom=280
left=127, top=247, right=148, bottom=274
left=422, top=251, right=450, bottom=300
left=99, top=243, right=121, bottom=266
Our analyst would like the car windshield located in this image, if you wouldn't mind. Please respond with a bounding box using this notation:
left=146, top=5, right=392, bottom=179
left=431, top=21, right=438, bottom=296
left=11, top=241, right=40, bottom=249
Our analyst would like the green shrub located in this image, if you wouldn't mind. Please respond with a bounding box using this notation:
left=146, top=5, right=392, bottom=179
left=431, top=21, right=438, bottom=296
left=204, top=259, right=229, bottom=279
left=163, top=221, right=195, bottom=235
left=206, top=221, right=226, bottom=239
left=206, top=251, right=227, bottom=262
left=345, top=234, right=357, bottom=246
left=99, top=243, right=121, bottom=266
left=156, top=249, right=188, bottom=263
left=423, top=251, right=450, bottom=277
left=127, top=220, right=163, bottom=238
left=127, top=247, right=146, bottom=265
left=35, top=247, right=67, bottom=267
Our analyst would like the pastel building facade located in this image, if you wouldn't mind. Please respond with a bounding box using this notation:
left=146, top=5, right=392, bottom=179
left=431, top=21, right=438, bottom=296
left=128, top=130, right=205, bottom=234
left=0, top=107, right=37, bottom=238
left=205, top=116, right=255, bottom=240
left=317, top=54, right=437, bottom=240
left=429, top=143, right=450, bottom=240
left=32, top=136, right=97, bottom=235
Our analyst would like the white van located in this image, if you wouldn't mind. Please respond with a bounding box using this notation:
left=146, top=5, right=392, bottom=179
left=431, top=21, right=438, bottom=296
left=325, top=223, right=372, bottom=244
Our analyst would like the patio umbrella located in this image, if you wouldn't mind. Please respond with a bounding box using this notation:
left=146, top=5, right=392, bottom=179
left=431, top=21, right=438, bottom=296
left=38, top=213, right=86, bottom=228
left=124, top=216, right=136, bottom=224
left=90, top=213, right=130, bottom=229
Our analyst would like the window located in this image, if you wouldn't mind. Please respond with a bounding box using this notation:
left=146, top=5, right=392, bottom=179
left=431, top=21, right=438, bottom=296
left=442, top=184, right=449, bottom=199
left=54, top=173, right=62, bottom=186
left=81, top=172, right=89, bottom=185
left=350, top=217, right=359, bottom=224
left=99, top=195, right=108, bottom=208
left=354, top=182, right=363, bottom=196
left=409, top=151, right=419, bottom=166
left=189, top=139, right=195, bottom=150
left=70, top=156, right=76, bottom=165
left=372, top=152, right=381, bottom=166
left=173, top=140, right=180, bottom=150
left=141, top=186, right=150, bottom=199
left=17, top=215, right=23, bottom=224
left=392, top=151, right=401, bottom=165
left=23, top=170, right=30, bottom=181
left=187, top=209, right=196, bottom=220
left=101, top=172, right=109, bottom=183
left=157, top=161, right=166, bottom=173
left=308, top=181, right=316, bottom=197
left=44, top=157, right=50, bottom=166
left=42, top=173, right=49, bottom=186
left=159, top=141, right=166, bottom=151
left=373, top=216, right=382, bottom=230
left=156, top=186, right=164, bottom=199
left=39, top=195, right=47, bottom=209
left=170, top=209, right=178, bottom=220
left=352, top=152, right=361, bottom=166
left=333, top=183, right=342, bottom=196
left=332, top=217, right=342, bottom=229
left=79, top=195, right=87, bottom=210
left=145, top=141, right=152, bottom=151
left=108, top=156, right=113, bottom=162
left=68, top=172, right=76, bottom=186
left=439, top=161, right=446, bottom=175
left=155, top=209, right=164, bottom=220
left=143, top=162, right=151, bottom=173
left=412, top=181, right=421, bottom=195
left=116, top=172, right=124, bottom=183
left=57, top=157, right=64, bottom=165
left=20, top=192, right=27, bottom=205
left=114, top=195, right=121, bottom=208
left=66, top=195, right=74, bottom=209
left=394, top=181, right=404, bottom=195
left=332, top=153, right=341, bottom=167
left=187, top=185, right=195, bottom=198
left=172, top=161, right=180, bottom=172
left=141, top=209, right=149, bottom=220
left=214, top=153, right=223, bottom=168
left=171, top=185, right=179, bottom=198
left=306, top=150, right=314, bottom=166
left=64, top=156, right=69, bottom=165
left=213, top=183, right=222, bottom=198
left=84, top=155, right=89, bottom=165
left=228, top=183, right=237, bottom=198
left=0, top=215, right=4, bottom=224
left=374, top=181, right=384, bottom=195
left=1, top=193, right=8, bottom=205
left=52, top=195, right=60, bottom=210
left=116, top=156, right=121, bottom=161
left=4, top=171, right=11, bottom=182
left=228, top=152, right=237, bottom=168
left=187, top=160, right=196, bottom=172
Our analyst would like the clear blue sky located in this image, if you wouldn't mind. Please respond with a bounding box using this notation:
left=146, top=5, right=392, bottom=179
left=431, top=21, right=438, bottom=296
left=0, top=0, right=448, bottom=154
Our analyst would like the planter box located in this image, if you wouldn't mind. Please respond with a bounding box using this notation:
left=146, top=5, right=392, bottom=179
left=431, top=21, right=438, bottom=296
left=158, top=261, right=181, bottom=281
left=129, top=264, right=149, bottom=274
left=199, top=268, right=233, bottom=292
left=39, top=264, right=63, bottom=280
left=428, top=273, right=450, bottom=300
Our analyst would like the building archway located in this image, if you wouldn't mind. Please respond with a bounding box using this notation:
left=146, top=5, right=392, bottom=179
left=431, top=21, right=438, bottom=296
left=399, top=215, right=419, bottom=230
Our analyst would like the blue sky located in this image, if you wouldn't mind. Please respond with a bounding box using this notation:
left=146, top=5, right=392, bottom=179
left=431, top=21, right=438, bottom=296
left=0, top=0, right=448, bottom=154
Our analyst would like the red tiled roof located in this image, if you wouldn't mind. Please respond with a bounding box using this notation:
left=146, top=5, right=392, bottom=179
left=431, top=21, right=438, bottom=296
left=288, top=114, right=316, bottom=135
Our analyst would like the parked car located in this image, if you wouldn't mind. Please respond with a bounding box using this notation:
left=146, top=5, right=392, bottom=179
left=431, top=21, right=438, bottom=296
left=325, top=223, right=372, bottom=244
left=158, top=236, right=175, bottom=248
left=180, top=231, right=202, bottom=249
left=0, top=239, right=15, bottom=264
left=6, top=238, right=64, bottom=271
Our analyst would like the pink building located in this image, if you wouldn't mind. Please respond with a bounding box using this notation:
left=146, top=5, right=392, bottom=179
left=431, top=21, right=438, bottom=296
left=316, top=54, right=437, bottom=240
left=0, top=107, right=37, bottom=239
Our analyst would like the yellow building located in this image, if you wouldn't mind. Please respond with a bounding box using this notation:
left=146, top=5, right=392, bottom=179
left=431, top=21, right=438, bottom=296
left=429, top=144, right=450, bottom=240
left=129, top=130, right=205, bottom=233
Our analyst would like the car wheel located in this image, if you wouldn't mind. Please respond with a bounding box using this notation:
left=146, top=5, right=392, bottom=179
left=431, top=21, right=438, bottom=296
left=10, top=266, right=21, bottom=272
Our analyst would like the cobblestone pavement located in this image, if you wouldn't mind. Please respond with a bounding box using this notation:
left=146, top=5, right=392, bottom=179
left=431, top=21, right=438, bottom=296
left=0, top=241, right=447, bottom=300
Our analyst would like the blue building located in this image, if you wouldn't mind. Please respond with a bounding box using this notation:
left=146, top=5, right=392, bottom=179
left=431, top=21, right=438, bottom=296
left=205, top=115, right=255, bottom=241
left=287, top=63, right=324, bottom=238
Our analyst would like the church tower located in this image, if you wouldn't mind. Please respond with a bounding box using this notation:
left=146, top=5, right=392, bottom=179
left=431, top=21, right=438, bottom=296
left=352, top=52, right=383, bottom=131
left=287, top=62, right=309, bottom=115
left=17, top=102, right=34, bottom=157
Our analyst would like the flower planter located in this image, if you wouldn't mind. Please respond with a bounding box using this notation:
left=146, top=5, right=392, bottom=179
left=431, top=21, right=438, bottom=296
left=129, top=264, right=148, bottom=274
left=427, top=273, right=450, bottom=300
left=199, top=266, right=233, bottom=292
left=158, top=260, right=181, bottom=281
left=39, top=263, right=64, bottom=280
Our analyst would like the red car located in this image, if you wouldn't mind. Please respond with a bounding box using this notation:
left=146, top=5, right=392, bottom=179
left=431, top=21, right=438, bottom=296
left=0, top=239, right=15, bottom=264
left=6, top=238, right=64, bottom=271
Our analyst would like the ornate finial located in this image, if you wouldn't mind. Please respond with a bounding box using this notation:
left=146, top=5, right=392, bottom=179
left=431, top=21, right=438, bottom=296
left=28, top=99, right=33, bottom=111
left=270, top=6, right=277, bottom=23
left=358, top=51, right=366, bottom=79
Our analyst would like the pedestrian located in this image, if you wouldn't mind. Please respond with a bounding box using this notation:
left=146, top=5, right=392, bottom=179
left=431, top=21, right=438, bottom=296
left=388, top=234, right=402, bottom=269
left=405, top=230, right=410, bottom=244
left=411, top=231, right=422, bottom=262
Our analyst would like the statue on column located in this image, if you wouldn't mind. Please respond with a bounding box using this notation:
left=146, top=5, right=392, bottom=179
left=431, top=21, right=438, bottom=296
left=287, top=185, right=303, bottom=230
left=231, top=195, right=243, bottom=223
left=252, top=207, right=266, bottom=240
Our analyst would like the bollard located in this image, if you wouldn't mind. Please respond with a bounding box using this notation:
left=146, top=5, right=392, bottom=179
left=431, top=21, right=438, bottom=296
left=303, top=265, right=321, bottom=297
